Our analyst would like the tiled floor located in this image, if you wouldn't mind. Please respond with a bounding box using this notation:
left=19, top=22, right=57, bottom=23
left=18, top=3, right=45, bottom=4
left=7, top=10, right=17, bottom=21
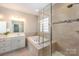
left=2, top=48, right=32, bottom=56
left=52, top=51, right=64, bottom=56
left=1, top=47, right=64, bottom=56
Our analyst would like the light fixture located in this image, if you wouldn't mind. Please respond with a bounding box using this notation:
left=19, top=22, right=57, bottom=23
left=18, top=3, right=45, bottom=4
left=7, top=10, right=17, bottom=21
left=0, top=14, right=4, bottom=19
left=35, top=9, right=39, bottom=12
left=10, top=16, right=25, bottom=21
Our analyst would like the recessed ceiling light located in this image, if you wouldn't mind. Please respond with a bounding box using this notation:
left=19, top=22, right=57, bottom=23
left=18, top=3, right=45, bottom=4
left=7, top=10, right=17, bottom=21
left=35, top=9, right=39, bottom=12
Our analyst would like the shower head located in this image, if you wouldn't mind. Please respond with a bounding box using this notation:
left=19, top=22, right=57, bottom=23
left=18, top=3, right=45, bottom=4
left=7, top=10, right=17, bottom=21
left=67, top=3, right=79, bottom=8
left=67, top=4, right=73, bottom=8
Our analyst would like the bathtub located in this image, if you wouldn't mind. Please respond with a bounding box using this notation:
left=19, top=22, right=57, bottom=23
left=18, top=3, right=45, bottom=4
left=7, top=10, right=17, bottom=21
left=27, top=36, right=52, bottom=56
left=29, top=36, right=50, bottom=43
left=27, top=36, right=50, bottom=49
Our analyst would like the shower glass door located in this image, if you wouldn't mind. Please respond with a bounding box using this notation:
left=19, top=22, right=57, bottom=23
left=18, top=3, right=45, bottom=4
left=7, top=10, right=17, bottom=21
left=38, top=4, right=52, bottom=56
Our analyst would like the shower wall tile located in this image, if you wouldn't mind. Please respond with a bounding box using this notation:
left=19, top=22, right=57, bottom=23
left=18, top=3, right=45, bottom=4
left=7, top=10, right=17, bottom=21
left=52, top=3, right=79, bottom=55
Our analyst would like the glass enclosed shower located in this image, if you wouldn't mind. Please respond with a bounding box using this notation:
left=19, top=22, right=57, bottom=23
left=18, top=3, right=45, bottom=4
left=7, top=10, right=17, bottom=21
left=37, top=3, right=79, bottom=56
left=38, top=4, right=53, bottom=56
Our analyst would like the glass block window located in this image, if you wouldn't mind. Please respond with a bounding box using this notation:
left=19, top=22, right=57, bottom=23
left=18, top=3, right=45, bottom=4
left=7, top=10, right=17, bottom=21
left=40, top=17, right=49, bottom=32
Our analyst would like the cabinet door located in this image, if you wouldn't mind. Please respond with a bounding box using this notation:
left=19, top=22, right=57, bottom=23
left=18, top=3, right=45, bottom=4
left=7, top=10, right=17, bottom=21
left=11, top=36, right=25, bottom=50
left=17, top=36, right=25, bottom=48
left=0, top=48, right=6, bottom=54
left=14, top=36, right=25, bottom=49
left=0, top=39, right=11, bottom=54
left=11, top=37, right=18, bottom=50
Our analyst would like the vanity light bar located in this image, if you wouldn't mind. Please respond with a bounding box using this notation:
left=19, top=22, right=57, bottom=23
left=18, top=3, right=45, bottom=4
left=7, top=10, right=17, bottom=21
left=10, top=16, right=25, bottom=21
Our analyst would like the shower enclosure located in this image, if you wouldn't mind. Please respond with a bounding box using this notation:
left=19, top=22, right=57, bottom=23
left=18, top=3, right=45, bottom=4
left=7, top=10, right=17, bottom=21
left=38, top=3, right=53, bottom=56
left=37, top=3, right=79, bottom=56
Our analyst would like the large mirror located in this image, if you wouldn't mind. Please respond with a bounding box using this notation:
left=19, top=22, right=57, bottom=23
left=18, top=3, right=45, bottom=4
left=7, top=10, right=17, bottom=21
left=11, top=21, right=24, bottom=32
left=0, top=21, right=7, bottom=34
left=0, top=20, right=24, bottom=34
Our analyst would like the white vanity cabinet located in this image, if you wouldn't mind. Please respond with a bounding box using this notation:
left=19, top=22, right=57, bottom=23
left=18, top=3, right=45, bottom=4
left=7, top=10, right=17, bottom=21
left=0, top=35, right=25, bottom=55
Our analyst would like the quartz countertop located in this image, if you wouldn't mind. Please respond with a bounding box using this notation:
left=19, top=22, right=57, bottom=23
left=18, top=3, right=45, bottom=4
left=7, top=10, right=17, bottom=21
left=6, top=33, right=25, bottom=38
left=0, top=33, right=25, bottom=41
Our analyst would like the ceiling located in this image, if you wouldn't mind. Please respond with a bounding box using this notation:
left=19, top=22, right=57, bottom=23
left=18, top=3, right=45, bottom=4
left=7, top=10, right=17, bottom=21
left=0, top=3, right=49, bottom=15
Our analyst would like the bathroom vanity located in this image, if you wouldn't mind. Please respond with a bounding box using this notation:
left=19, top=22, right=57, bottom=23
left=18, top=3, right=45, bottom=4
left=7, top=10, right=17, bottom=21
left=0, top=33, right=25, bottom=55
left=0, top=18, right=25, bottom=55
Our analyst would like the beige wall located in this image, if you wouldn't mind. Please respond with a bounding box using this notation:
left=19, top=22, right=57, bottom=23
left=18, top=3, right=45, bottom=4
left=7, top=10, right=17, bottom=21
left=0, top=6, right=38, bottom=36
left=52, top=3, right=79, bottom=55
